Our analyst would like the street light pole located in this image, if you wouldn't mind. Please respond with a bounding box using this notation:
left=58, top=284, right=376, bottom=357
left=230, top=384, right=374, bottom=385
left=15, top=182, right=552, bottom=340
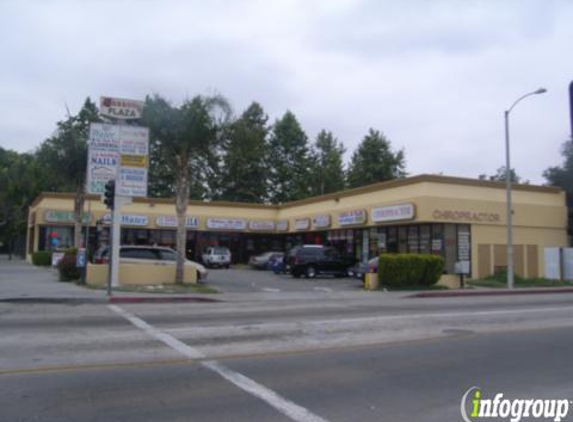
left=504, top=88, right=547, bottom=289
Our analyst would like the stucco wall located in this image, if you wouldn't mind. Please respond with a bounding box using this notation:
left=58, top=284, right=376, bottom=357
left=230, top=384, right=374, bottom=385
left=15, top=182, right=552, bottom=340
left=87, top=262, right=197, bottom=285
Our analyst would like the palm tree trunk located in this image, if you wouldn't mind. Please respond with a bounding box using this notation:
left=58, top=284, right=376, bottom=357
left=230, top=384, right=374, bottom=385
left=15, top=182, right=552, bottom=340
left=175, top=169, right=190, bottom=284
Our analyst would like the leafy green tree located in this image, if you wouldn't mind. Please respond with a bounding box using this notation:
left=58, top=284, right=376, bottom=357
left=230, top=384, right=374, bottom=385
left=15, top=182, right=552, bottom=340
left=0, top=149, right=52, bottom=257
left=36, top=98, right=101, bottom=247
left=142, top=94, right=231, bottom=283
left=267, top=111, right=312, bottom=203
left=346, top=128, right=406, bottom=188
left=309, top=130, right=346, bottom=196
left=479, top=166, right=523, bottom=183
left=218, top=102, right=269, bottom=202
left=544, top=139, right=573, bottom=236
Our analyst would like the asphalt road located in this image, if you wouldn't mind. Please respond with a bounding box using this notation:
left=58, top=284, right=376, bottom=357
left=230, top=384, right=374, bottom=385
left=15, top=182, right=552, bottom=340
left=205, top=267, right=363, bottom=293
left=2, top=258, right=573, bottom=421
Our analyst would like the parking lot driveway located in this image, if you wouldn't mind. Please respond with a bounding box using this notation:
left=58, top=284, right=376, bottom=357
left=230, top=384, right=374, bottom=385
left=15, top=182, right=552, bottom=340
left=206, top=268, right=363, bottom=293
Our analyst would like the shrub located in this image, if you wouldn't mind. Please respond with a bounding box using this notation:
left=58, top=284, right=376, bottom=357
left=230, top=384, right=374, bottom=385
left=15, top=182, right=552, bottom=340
left=64, top=247, right=78, bottom=255
left=57, top=254, right=80, bottom=281
left=378, top=254, right=445, bottom=287
left=32, top=251, right=52, bottom=266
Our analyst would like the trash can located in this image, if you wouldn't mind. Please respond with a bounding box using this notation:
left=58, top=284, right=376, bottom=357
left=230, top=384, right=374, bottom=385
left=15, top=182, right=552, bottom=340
left=365, top=273, right=378, bottom=291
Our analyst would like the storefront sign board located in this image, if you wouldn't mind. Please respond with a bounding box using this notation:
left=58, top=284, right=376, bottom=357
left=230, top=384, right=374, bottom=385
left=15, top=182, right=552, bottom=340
left=338, top=210, right=367, bottom=226
left=276, top=220, right=289, bottom=231
left=249, top=220, right=276, bottom=231
left=294, top=218, right=310, bottom=230
left=313, top=214, right=331, bottom=228
left=103, top=213, right=148, bottom=226
left=156, top=215, right=199, bottom=228
left=206, top=218, right=247, bottom=230
left=44, top=210, right=91, bottom=224
left=372, top=203, right=415, bottom=223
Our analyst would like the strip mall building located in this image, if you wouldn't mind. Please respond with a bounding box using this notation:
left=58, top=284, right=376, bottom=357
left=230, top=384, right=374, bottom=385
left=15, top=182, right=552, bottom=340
left=27, top=175, right=568, bottom=280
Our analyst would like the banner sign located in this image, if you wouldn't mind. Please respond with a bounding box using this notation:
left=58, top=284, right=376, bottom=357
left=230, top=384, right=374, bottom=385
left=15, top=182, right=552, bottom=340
left=156, top=215, right=200, bottom=228
left=338, top=209, right=367, bottom=226
left=313, top=214, right=331, bottom=228
left=276, top=220, right=289, bottom=231
left=294, top=218, right=310, bottom=230
left=371, top=203, right=415, bottom=223
left=86, top=122, right=149, bottom=197
left=86, top=124, right=120, bottom=194
left=206, top=218, right=247, bottom=230
left=100, top=96, right=144, bottom=120
left=249, top=220, right=276, bottom=231
left=116, top=126, right=149, bottom=197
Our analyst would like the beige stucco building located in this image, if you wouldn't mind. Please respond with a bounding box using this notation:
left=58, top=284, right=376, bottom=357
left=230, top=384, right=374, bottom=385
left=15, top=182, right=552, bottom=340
left=27, top=174, right=568, bottom=280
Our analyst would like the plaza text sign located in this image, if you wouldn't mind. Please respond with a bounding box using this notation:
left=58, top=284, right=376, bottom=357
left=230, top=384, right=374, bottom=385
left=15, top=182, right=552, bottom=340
left=100, top=96, right=144, bottom=120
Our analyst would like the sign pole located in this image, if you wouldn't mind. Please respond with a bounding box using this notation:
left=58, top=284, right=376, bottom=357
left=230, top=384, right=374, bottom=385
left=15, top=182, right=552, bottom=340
left=569, top=80, right=573, bottom=140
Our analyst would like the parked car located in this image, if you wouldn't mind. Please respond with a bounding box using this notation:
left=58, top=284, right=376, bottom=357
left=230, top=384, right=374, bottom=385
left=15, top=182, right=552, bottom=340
left=249, top=251, right=284, bottom=270
left=92, top=245, right=208, bottom=281
left=349, top=257, right=379, bottom=280
left=202, top=246, right=231, bottom=268
left=286, top=245, right=356, bottom=278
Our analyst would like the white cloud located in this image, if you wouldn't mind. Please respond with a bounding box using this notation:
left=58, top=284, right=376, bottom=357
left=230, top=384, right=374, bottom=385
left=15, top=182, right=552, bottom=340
left=0, top=0, right=571, bottom=182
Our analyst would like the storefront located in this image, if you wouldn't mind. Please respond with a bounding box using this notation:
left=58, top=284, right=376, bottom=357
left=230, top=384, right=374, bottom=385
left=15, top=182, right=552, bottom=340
left=26, top=174, right=568, bottom=279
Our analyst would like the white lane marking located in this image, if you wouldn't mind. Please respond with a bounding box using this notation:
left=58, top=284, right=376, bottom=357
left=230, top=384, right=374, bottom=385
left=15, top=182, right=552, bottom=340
left=262, top=288, right=281, bottom=292
left=108, top=304, right=332, bottom=422
left=313, top=287, right=332, bottom=293
left=203, top=360, right=330, bottom=422
left=108, top=304, right=205, bottom=360
left=162, top=304, right=573, bottom=335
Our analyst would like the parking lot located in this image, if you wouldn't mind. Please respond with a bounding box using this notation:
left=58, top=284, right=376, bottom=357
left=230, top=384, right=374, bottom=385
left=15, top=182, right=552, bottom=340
left=205, top=267, right=364, bottom=293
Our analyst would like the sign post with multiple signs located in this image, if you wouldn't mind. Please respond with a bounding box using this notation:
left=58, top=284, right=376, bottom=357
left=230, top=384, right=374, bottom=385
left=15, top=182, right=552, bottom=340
left=86, top=96, right=148, bottom=293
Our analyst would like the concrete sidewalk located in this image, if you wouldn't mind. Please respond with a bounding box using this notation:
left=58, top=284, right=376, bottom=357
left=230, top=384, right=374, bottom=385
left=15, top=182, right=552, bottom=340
left=0, top=255, right=105, bottom=301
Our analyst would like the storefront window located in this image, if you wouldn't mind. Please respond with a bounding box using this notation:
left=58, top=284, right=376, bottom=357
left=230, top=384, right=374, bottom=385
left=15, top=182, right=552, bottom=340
left=387, top=227, right=398, bottom=253
left=398, top=227, right=408, bottom=253
left=408, top=226, right=419, bottom=253
left=376, top=227, right=388, bottom=254
left=39, top=225, right=74, bottom=251
left=361, top=229, right=370, bottom=262
left=430, top=224, right=443, bottom=256
left=419, top=225, right=431, bottom=254
left=444, top=224, right=457, bottom=274
left=457, top=225, right=471, bottom=273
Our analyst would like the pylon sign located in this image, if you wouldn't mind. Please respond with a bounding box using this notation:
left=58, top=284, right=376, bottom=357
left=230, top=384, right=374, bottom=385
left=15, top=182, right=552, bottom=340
left=86, top=123, right=149, bottom=197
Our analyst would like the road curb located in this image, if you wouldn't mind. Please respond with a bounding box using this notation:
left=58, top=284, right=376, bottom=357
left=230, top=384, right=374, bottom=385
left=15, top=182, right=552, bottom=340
left=407, top=288, right=573, bottom=298
left=108, top=296, right=222, bottom=304
left=0, top=297, right=107, bottom=304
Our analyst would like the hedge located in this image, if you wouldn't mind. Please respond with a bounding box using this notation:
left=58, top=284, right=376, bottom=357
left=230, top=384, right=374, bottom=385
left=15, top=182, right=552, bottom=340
left=32, top=251, right=52, bottom=266
left=378, top=254, right=445, bottom=287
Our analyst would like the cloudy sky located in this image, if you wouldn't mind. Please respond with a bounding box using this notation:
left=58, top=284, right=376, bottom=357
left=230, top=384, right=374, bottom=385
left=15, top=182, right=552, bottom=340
left=1, top=0, right=572, bottom=184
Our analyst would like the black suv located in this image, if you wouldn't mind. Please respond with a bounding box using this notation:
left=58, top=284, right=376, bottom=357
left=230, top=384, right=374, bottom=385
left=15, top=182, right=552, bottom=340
left=286, top=245, right=355, bottom=278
